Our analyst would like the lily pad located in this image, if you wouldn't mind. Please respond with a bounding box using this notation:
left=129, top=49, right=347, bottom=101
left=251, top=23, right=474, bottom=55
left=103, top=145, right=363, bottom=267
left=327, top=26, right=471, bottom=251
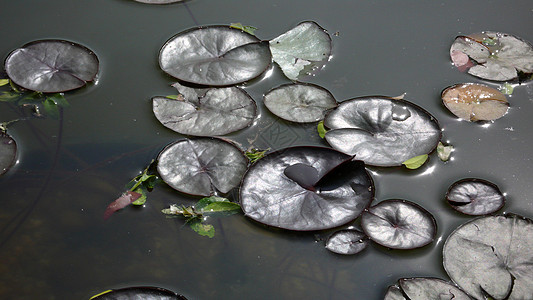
left=450, top=32, right=533, bottom=82
left=4, top=39, right=99, bottom=93
left=240, top=146, right=374, bottom=231
left=0, top=132, right=17, bottom=176
left=269, top=21, right=332, bottom=80
left=152, top=83, right=256, bottom=136
left=442, top=83, right=509, bottom=122
left=361, top=200, right=436, bottom=249
left=90, top=286, right=187, bottom=299
left=325, top=229, right=368, bottom=255
left=159, top=26, right=271, bottom=86
left=324, top=97, right=441, bottom=167
left=263, top=83, right=337, bottom=123
left=443, top=214, right=533, bottom=299
left=157, top=138, right=248, bottom=196
left=384, top=278, right=471, bottom=300
left=446, top=178, right=505, bottom=216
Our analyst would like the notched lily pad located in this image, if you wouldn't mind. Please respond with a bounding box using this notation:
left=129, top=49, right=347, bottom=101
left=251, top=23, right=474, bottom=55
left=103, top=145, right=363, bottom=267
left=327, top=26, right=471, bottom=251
left=443, top=214, right=533, bottom=299
left=157, top=138, right=248, bottom=196
left=0, top=132, right=17, bottom=176
left=153, top=83, right=256, bottom=136
left=90, top=286, right=187, bottom=299
left=446, top=178, right=505, bottom=216
left=442, top=83, right=509, bottom=122
left=361, top=199, right=437, bottom=249
left=324, top=97, right=441, bottom=167
left=240, top=146, right=374, bottom=231
left=384, top=278, right=471, bottom=300
left=325, top=229, right=368, bottom=255
left=5, top=39, right=99, bottom=93
left=450, top=32, right=533, bottom=82
left=269, top=21, right=332, bottom=80
left=263, top=83, right=337, bottom=123
left=159, top=26, right=271, bottom=86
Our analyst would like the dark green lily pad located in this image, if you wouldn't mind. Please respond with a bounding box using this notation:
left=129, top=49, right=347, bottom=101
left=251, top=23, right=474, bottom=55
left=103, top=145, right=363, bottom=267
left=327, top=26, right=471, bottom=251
left=240, top=146, right=374, bottom=231
left=4, top=39, right=99, bottom=93
left=90, top=286, right=187, bottom=299
left=0, top=132, right=17, bottom=176
left=446, top=178, right=505, bottom=215
left=159, top=26, right=271, bottom=86
left=325, top=229, right=368, bottom=255
left=157, top=138, right=248, bottom=196
left=384, top=278, right=470, bottom=300
left=443, top=214, right=533, bottom=299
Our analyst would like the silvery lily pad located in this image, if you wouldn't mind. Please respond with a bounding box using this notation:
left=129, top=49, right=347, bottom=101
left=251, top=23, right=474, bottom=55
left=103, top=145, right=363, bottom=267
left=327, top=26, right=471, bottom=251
left=263, top=83, right=337, bottom=123
left=325, top=229, right=368, bottom=255
left=159, top=26, right=271, bottom=86
left=446, top=178, right=505, bottom=216
left=134, top=0, right=182, bottom=3
left=91, top=286, right=187, bottom=299
left=240, top=146, right=374, bottom=231
left=361, top=200, right=436, bottom=249
left=0, top=132, right=17, bottom=176
left=384, top=278, right=471, bottom=300
left=443, top=214, right=533, bottom=299
left=324, top=97, right=441, bottom=167
left=450, top=32, right=533, bottom=82
left=152, top=83, right=256, bottom=136
left=4, top=40, right=99, bottom=93
left=442, top=83, right=509, bottom=122
left=269, top=21, right=332, bottom=80
left=157, top=138, right=248, bottom=196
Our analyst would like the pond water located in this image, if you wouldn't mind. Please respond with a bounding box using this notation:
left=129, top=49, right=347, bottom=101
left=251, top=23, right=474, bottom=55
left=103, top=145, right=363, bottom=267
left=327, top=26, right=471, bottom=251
left=1, top=1, right=532, bottom=299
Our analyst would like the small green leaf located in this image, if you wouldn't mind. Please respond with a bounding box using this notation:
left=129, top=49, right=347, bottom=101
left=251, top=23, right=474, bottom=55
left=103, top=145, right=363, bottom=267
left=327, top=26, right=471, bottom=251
left=245, top=148, right=268, bottom=164
left=188, top=219, right=215, bottom=238
left=482, top=37, right=497, bottom=46
left=201, top=202, right=241, bottom=216
left=131, top=186, right=147, bottom=205
left=195, top=196, right=228, bottom=210
left=43, top=98, right=60, bottom=119
left=437, top=142, right=453, bottom=162
left=0, top=91, right=21, bottom=102
left=402, top=154, right=428, bottom=169
left=230, top=22, right=257, bottom=35
left=317, top=120, right=327, bottom=138
left=498, top=82, right=514, bottom=95
left=0, top=79, right=9, bottom=86
left=165, top=94, right=183, bottom=100
left=47, top=93, right=69, bottom=108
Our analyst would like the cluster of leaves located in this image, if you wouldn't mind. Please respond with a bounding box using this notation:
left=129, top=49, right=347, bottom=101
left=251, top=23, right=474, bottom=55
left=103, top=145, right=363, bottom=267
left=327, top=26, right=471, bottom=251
left=162, top=196, right=241, bottom=238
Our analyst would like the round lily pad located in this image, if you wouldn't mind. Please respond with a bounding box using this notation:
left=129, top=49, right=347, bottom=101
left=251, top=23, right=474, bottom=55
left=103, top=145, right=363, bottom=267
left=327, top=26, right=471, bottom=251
left=324, top=97, right=441, bottom=167
left=442, top=83, right=509, bottom=122
left=263, top=83, right=337, bottom=123
left=443, top=214, right=533, bottom=299
left=446, top=178, right=505, bottom=216
left=91, top=286, right=187, bottom=299
left=325, top=229, right=368, bottom=255
left=0, top=132, right=17, bottom=176
left=4, top=39, right=99, bottom=93
left=240, top=146, right=374, bottom=231
left=157, top=138, right=248, bottom=196
left=384, top=278, right=471, bottom=300
left=153, top=84, right=256, bottom=136
left=450, top=32, right=533, bottom=82
left=159, top=26, right=271, bottom=86
left=361, top=199, right=437, bottom=249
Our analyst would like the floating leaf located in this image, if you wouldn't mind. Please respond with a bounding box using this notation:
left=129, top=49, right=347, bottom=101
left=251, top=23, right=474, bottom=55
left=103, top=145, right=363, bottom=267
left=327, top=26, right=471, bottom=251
left=245, top=148, right=268, bottom=164
left=446, top=178, right=504, bottom=216
left=499, top=82, right=515, bottom=95
left=90, top=286, right=187, bottom=299
left=103, top=191, right=142, bottom=220
left=443, top=214, right=533, bottom=299
left=324, top=97, right=441, bottom=167
left=240, top=146, right=374, bottom=231
left=0, top=79, right=9, bottom=86
left=152, top=83, right=256, bottom=136
left=42, top=98, right=60, bottom=119
left=361, top=200, right=436, bottom=249
left=402, top=154, right=428, bottom=169
left=230, top=23, right=257, bottom=35
left=195, top=196, right=241, bottom=216
left=317, top=120, right=326, bottom=138
left=4, top=40, right=99, bottom=93
left=159, top=26, right=271, bottom=86
left=263, top=83, right=337, bottom=123
left=157, top=138, right=248, bottom=196
left=0, top=132, right=17, bottom=176
left=188, top=219, right=215, bottom=238
left=384, top=278, right=471, bottom=300
left=269, top=21, right=332, bottom=80
left=442, top=83, right=509, bottom=122
left=437, top=141, right=453, bottom=162
left=325, top=229, right=368, bottom=255
left=450, top=32, right=533, bottom=81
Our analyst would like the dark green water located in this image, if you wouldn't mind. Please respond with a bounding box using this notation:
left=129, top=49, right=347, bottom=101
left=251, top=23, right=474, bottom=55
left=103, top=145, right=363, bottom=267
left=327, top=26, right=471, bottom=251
left=0, top=1, right=532, bottom=299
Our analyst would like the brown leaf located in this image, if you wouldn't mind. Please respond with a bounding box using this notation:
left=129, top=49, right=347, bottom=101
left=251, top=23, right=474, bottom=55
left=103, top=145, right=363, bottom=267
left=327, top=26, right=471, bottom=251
left=103, top=191, right=142, bottom=220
